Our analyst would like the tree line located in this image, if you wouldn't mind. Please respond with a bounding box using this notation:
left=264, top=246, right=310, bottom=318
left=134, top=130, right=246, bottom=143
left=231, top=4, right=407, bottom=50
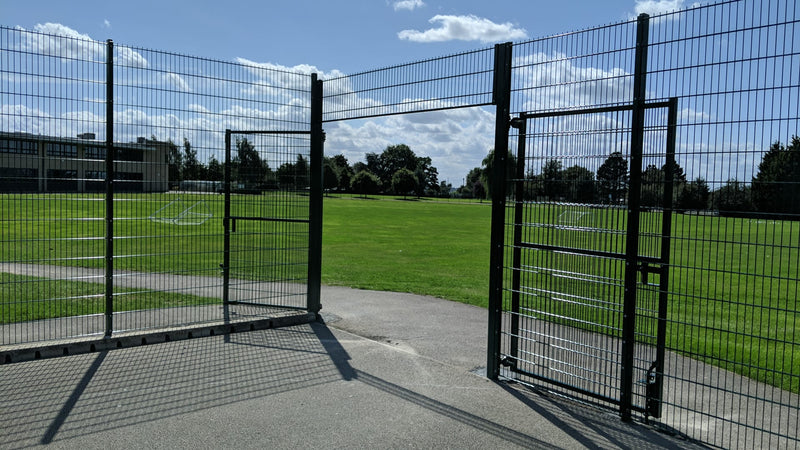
left=323, top=144, right=445, bottom=198
left=166, top=137, right=310, bottom=192
left=166, top=139, right=446, bottom=197
left=456, top=136, right=800, bottom=219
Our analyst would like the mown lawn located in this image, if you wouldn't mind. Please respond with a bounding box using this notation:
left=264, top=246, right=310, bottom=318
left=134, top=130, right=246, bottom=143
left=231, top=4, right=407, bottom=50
left=1, top=192, right=797, bottom=393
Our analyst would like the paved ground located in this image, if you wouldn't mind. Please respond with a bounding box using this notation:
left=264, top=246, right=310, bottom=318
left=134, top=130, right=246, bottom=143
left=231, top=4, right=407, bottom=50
left=0, top=285, right=711, bottom=449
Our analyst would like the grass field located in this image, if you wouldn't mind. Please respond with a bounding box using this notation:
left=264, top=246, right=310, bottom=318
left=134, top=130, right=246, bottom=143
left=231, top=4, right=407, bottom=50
left=0, top=272, right=216, bottom=324
left=0, top=192, right=797, bottom=393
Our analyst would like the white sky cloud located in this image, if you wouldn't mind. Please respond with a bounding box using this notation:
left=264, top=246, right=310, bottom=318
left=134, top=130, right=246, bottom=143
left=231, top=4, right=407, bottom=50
left=398, top=15, right=527, bottom=43
left=631, top=0, right=699, bottom=19
left=18, top=23, right=148, bottom=68
left=165, top=73, right=191, bottom=92
left=103, top=19, right=111, bottom=29
left=393, top=0, right=425, bottom=11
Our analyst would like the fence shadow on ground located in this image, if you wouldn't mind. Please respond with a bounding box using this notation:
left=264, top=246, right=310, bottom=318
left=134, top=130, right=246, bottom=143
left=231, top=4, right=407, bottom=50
left=0, top=321, right=703, bottom=449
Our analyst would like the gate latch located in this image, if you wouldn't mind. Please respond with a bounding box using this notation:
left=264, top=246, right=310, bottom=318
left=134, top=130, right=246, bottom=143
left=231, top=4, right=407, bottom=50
left=637, top=262, right=662, bottom=286
left=645, top=360, right=663, bottom=419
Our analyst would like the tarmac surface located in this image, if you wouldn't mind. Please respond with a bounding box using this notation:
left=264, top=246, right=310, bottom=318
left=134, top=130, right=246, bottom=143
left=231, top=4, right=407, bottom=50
left=0, top=285, right=710, bottom=449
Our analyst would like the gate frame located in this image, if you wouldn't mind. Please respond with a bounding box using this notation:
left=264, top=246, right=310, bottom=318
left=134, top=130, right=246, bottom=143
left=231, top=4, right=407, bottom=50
left=487, top=13, right=687, bottom=422
left=499, top=97, right=678, bottom=420
left=221, top=74, right=324, bottom=314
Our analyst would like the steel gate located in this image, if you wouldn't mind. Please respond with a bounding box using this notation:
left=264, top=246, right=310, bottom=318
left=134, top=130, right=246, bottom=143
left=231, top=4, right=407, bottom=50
left=498, top=98, right=678, bottom=420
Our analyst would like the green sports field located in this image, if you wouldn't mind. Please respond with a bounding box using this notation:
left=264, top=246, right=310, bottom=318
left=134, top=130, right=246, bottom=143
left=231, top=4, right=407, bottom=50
left=0, top=192, right=797, bottom=393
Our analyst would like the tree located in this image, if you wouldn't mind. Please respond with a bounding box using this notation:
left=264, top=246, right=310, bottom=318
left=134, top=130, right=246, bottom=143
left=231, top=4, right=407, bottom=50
left=562, top=165, right=595, bottom=203
left=481, top=148, right=517, bottom=200
left=182, top=138, right=204, bottom=180
left=751, top=136, right=800, bottom=218
left=597, top=152, right=628, bottom=204
left=327, top=154, right=354, bottom=192
left=295, top=154, right=309, bottom=189
left=473, top=179, right=486, bottom=201
left=676, top=177, right=710, bottom=211
left=351, top=170, right=381, bottom=198
left=166, top=139, right=182, bottom=186
left=712, top=179, right=752, bottom=217
left=391, top=168, right=418, bottom=198
left=439, top=181, right=453, bottom=198
left=379, top=144, right=417, bottom=186
left=323, top=163, right=339, bottom=195
left=207, top=155, right=223, bottom=182
left=414, top=156, right=439, bottom=197
left=542, top=159, right=564, bottom=200
left=234, top=138, right=265, bottom=187
left=640, top=164, right=663, bottom=208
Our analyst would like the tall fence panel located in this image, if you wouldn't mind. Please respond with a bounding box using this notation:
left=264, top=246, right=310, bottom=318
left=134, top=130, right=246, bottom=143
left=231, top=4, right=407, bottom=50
left=0, top=27, right=314, bottom=347
left=500, top=1, right=799, bottom=448
left=1, top=27, right=109, bottom=343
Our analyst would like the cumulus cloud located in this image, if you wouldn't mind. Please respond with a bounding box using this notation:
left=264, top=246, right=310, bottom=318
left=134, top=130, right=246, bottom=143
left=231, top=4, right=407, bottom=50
left=326, top=106, right=496, bottom=184
left=165, top=73, right=192, bottom=93
left=393, top=0, right=425, bottom=11
left=634, top=0, right=686, bottom=15
left=17, top=22, right=147, bottom=67
left=398, top=15, right=527, bottom=43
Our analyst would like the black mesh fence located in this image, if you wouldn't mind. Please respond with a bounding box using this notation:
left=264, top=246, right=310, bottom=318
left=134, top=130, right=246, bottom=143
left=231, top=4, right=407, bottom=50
left=501, top=2, right=799, bottom=448
left=1, top=27, right=313, bottom=346
left=1, top=1, right=799, bottom=447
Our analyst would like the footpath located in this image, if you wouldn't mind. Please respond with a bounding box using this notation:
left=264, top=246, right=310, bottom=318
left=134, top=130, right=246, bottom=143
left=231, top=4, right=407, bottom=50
left=0, top=284, right=704, bottom=449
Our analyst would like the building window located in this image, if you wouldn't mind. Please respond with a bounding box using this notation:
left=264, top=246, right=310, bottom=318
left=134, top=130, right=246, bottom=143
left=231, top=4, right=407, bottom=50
left=86, top=171, right=106, bottom=179
left=0, top=167, right=38, bottom=192
left=85, top=146, right=106, bottom=159
left=1, top=139, right=38, bottom=155
left=46, top=142, right=78, bottom=157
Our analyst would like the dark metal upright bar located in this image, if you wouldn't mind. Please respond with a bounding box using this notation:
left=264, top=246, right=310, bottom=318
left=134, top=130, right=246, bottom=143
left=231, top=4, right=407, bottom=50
left=487, top=42, right=513, bottom=380
left=620, top=13, right=650, bottom=421
left=509, top=115, right=527, bottom=367
left=104, top=39, right=115, bottom=338
left=222, top=130, right=232, bottom=305
left=307, top=74, right=324, bottom=314
left=648, top=96, right=679, bottom=419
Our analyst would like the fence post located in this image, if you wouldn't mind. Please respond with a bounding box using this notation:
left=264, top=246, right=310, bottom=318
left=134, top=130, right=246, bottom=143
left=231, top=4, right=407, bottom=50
left=104, top=39, right=115, bottom=337
left=307, top=74, right=324, bottom=314
left=223, top=130, right=231, bottom=305
left=487, top=42, right=513, bottom=380
left=508, top=114, right=527, bottom=369
left=620, top=13, right=649, bottom=421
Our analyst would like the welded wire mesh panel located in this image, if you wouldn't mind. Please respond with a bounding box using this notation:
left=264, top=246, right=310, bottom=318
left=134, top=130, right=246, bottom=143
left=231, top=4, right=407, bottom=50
left=226, top=132, right=310, bottom=310
left=510, top=19, right=639, bottom=116
left=501, top=107, right=634, bottom=406
left=644, top=2, right=800, bottom=447
left=322, top=48, right=494, bottom=122
left=1, top=27, right=108, bottom=344
left=110, top=46, right=311, bottom=333
left=504, top=1, right=800, bottom=448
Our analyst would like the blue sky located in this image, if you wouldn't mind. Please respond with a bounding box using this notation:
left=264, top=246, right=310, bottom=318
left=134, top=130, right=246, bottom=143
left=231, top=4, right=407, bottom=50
left=2, top=0, right=697, bottom=185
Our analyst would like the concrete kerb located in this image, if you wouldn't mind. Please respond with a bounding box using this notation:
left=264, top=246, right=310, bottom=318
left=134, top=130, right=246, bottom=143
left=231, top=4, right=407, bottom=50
left=1, top=311, right=317, bottom=365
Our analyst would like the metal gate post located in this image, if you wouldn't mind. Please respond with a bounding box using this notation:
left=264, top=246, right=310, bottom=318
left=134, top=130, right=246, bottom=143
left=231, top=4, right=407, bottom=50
left=620, top=13, right=650, bottom=421
left=104, top=39, right=115, bottom=337
left=508, top=115, right=527, bottom=368
left=487, top=42, right=513, bottom=380
left=307, top=74, right=324, bottom=314
left=222, top=130, right=232, bottom=305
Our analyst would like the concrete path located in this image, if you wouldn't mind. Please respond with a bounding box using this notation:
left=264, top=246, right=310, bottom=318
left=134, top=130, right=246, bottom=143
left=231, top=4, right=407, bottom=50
left=0, top=284, right=708, bottom=449
left=1, top=265, right=796, bottom=448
